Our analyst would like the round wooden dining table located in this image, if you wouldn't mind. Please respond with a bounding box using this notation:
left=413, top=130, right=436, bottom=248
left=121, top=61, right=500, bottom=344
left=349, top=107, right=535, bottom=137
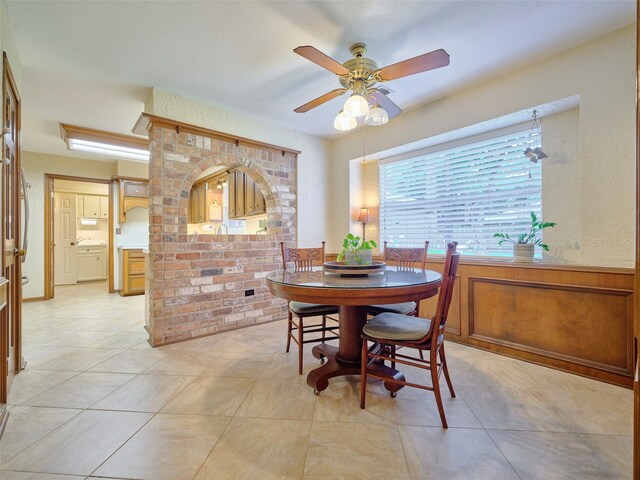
left=266, top=267, right=442, bottom=394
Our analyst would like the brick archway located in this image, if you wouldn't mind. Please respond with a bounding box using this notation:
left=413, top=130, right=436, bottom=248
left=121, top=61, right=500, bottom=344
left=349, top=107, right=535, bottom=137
left=144, top=120, right=297, bottom=346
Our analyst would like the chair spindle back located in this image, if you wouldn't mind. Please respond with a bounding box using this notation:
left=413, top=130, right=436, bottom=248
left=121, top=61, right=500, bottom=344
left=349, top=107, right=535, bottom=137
left=383, top=241, right=428, bottom=271
left=281, top=241, right=326, bottom=272
left=430, top=242, right=460, bottom=345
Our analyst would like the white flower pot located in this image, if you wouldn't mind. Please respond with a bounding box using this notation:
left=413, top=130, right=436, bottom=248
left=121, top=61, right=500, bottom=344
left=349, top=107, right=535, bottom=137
left=344, top=250, right=373, bottom=265
left=513, top=244, right=535, bottom=263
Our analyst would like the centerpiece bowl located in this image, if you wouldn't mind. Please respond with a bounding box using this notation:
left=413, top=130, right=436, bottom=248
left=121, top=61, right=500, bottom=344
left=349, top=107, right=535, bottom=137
left=323, top=261, right=386, bottom=277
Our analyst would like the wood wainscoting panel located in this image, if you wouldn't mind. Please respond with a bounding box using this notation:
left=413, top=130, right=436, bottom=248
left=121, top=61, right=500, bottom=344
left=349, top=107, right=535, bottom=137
left=468, top=277, right=633, bottom=376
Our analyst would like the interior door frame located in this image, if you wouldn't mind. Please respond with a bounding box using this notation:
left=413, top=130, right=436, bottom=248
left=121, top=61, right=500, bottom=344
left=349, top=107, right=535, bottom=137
left=44, top=174, right=113, bottom=299
left=634, top=7, right=639, bottom=479
left=0, top=51, right=21, bottom=438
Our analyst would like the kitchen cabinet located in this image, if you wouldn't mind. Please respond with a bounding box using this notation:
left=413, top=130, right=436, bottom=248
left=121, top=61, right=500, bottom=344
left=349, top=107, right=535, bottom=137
left=244, top=174, right=265, bottom=216
left=100, top=196, right=109, bottom=218
left=228, top=170, right=266, bottom=219
left=117, top=178, right=149, bottom=223
left=78, top=195, right=108, bottom=219
left=121, top=248, right=145, bottom=296
left=77, top=246, right=107, bottom=281
left=188, top=181, right=207, bottom=223
left=187, top=170, right=266, bottom=223
left=234, top=170, right=245, bottom=217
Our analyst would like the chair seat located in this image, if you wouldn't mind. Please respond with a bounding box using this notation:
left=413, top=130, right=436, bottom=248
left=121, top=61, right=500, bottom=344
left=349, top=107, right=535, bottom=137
left=289, top=301, right=338, bottom=315
left=367, top=302, right=417, bottom=315
left=363, top=312, right=431, bottom=341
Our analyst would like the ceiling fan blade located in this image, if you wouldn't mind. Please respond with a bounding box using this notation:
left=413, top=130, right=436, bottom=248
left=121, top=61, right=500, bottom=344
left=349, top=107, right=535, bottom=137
left=294, top=46, right=350, bottom=76
left=377, top=49, right=450, bottom=81
left=368, top=91, right=402, bottom=119
left=294, top=88, right=347, bottom=113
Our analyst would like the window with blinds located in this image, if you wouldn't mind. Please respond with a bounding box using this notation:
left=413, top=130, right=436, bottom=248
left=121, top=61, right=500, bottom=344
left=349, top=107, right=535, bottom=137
left=379, top=128, right=542, bottom=257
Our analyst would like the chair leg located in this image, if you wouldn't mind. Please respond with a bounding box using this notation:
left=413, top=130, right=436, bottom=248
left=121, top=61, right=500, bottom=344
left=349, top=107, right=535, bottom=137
left=431, top=350, right=448, bottom=429
left=285, top=311, right=293, bottom=353
left=297, top=316, right=304, bottom=375
left=321, top=315, right=326, bottom=342
left=440, top=344, right=456, bottom=398
left=390, top=344, right=396, bottom=370
left=360, top=338, right=368, bottom=409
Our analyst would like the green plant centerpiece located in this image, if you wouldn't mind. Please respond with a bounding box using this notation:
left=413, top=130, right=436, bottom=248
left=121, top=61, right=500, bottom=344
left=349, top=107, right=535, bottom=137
left=494, top=211, right=556, bottom=262
left=337, top=233, right=377, bottom=265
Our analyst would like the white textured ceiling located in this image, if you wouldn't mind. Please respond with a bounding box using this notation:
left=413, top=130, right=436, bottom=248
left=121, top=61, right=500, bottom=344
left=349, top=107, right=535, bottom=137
left=5, top=0, right=636, bottom=161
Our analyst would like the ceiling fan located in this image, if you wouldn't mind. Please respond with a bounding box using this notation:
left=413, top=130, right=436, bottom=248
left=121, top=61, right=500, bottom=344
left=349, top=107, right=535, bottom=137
left=293, top=43, right=450, bottom=131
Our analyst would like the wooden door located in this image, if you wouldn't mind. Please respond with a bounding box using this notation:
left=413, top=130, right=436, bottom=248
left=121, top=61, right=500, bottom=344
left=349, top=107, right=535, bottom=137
left=54, top=192, right=77, bottom=285
left=0, top=52, right=22, bottom=426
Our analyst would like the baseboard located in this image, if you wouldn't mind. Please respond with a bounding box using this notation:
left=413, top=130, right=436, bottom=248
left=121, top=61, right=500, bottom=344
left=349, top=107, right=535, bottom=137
left=23, top=296, right=45, bottom=303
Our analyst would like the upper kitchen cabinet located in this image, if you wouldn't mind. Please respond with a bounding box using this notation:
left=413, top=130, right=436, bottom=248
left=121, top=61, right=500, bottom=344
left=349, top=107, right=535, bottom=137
left=117, top=177, right=149, bottom=223
left=188, top=181, right=207, bottom=224
left=228, top=170, right=265, bottom=219
left=78, top=194, right=108, bottom=219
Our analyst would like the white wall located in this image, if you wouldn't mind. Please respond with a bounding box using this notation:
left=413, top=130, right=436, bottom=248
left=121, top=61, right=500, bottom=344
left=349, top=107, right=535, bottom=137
left=331, top=26, right=636, bottom=268
left=117, top=160, right=148, bottom=179
left=145, top=89, right=333, bottom=247
left=1, top=0, right=22, bottom=92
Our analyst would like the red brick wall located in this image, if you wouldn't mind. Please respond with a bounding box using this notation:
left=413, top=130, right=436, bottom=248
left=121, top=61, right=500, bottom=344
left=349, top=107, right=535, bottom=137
left=146, top=125, right=296, bottom=345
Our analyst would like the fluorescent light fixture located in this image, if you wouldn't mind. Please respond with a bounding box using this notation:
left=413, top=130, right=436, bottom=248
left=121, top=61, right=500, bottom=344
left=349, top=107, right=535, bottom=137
left=60, top=123, right=149, bottom=162
left=69, top=139, right=149, bottom=161
left=80, top=218, right=97, bottom=226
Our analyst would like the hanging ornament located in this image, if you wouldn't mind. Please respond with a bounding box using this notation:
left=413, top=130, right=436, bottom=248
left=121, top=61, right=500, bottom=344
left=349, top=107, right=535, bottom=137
left=524, top=110, right=548, bottom=163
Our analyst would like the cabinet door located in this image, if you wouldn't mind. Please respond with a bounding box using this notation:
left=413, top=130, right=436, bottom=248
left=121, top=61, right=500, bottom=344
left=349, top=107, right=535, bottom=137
left=83, top=195, right=101, bottom=218
left=99, top=196, right=109, bottom=219
left=77, top=250, right=106, bottom=281
left=198, top=183, right=207, bottom=223
left=245, top=174, right=256, bottom=216
left=122, top=180, right=148, bottom=197
left=235, top=171, right=245, bottom=217
left=254, top=184, right=266, bottom=214
left=228, top=171, right=237, bottom=218
left=76, top=195, right=84, bottom=217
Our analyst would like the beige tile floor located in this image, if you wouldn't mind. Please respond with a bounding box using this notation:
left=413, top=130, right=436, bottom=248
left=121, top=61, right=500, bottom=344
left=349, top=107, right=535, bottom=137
left=0, top=281, right=634, bottom=479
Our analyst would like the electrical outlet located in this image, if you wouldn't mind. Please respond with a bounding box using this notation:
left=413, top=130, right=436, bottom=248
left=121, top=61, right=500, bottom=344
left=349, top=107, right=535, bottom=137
left=244, top=289, right=255, bottom=297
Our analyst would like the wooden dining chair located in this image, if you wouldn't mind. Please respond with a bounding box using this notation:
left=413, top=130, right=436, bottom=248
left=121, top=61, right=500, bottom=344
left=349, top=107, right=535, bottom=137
left=360, top=242, right=460, bottom=428
left=366, top=241, right=429, bottom=317
left=281, top=241, right=339, bottom=374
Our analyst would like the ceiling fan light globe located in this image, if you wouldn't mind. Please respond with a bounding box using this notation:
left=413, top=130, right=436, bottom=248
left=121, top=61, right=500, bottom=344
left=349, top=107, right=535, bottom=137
left=343, top=94, right=369, bottom=117
left=365, top=106, right=389, bottom=126
left=334, top=111, right=357, bottom=131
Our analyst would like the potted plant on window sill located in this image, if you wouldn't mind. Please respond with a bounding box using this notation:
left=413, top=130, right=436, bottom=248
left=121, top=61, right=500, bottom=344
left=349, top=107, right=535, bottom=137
left=494, top=212, right=556, bottom=263
left=337, top=233, right=377, bottom=265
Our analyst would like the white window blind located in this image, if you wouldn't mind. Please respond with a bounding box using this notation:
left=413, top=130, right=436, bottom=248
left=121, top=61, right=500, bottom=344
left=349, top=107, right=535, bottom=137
left=379, top=129, right=542, bottom=257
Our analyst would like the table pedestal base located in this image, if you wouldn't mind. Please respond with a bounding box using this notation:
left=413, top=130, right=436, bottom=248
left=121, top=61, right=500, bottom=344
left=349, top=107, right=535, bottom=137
left=307, top=343, right=406, bottom=395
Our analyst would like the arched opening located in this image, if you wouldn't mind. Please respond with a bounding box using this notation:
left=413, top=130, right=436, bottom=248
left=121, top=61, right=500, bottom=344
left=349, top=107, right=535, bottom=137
left=186, top=165, right=270, bottom=236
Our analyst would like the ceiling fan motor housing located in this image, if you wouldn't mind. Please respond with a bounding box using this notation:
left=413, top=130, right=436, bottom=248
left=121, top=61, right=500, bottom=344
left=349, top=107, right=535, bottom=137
left=340, top=43, right=379, bottom=90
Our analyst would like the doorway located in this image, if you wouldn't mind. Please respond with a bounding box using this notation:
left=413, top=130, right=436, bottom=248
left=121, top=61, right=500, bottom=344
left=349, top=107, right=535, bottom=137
left=44, top=175, right=113, bottom=299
